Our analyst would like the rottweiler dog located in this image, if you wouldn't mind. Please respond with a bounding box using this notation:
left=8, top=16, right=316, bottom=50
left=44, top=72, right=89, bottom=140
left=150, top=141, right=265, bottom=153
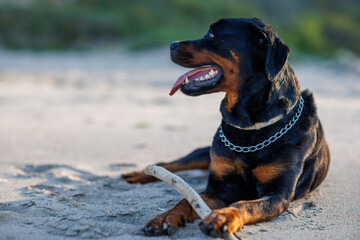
left=122, top=18, right=330, bottom=238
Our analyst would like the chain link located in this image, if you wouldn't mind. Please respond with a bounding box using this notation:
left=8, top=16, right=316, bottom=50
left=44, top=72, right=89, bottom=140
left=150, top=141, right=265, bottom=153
left=219, top=96, right=304, bottom=153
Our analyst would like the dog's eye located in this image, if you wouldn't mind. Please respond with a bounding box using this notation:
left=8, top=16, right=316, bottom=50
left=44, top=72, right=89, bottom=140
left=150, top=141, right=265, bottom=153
left=258, top=37, right=267, bottom=46
left=208, top=33, right=215, bottom=38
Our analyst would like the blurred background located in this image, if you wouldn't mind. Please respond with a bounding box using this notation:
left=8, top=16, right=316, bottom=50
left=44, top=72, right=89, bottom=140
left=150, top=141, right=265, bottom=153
left=0, top=0, right=359, bottom=57
left=0, top=0, right=359, bottom=166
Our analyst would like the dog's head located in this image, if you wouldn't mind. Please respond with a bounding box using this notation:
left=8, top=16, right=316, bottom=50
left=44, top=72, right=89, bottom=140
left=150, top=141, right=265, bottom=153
left=169, top=18, right=290, bottom=106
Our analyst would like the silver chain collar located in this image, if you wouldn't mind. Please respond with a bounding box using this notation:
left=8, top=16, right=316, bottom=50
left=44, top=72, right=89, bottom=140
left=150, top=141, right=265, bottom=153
left=219, top=96, right=304, bottom=153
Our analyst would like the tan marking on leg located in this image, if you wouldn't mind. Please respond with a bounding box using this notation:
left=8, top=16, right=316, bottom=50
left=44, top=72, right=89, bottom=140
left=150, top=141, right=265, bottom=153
left=252, top=164, right=286, bottom=184
left=210, top=150, right=245, bottom=179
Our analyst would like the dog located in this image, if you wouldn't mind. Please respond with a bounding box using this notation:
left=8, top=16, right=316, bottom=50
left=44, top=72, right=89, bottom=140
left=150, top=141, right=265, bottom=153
left=122, top=18, right=330, bottom=238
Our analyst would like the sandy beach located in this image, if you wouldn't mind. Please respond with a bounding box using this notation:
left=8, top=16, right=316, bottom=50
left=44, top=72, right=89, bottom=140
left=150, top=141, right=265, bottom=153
left=0, top=47, right=359, bottom=239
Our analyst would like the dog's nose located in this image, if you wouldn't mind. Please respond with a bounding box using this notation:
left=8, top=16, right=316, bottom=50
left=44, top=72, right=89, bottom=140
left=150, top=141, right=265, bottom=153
left=170, top=42, right=180, bottom=51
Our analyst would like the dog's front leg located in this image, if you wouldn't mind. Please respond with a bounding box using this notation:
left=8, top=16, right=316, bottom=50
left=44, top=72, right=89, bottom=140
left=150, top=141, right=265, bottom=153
left=143, top=194, right=226, bottom=236
left=199, top=165, right=302, bottom=238
left=199, top=195, right=287, bottom=237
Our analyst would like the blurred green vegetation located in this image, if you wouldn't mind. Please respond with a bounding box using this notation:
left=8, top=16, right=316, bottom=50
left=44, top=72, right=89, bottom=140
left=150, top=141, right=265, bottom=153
left=0, top=0, right=359, bottom=56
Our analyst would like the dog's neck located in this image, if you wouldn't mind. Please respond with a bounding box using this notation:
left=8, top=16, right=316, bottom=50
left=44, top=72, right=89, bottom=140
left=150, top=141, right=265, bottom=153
left=220, top=63, right=300, bottom=130
left=229, top=114, right=284, bottom=130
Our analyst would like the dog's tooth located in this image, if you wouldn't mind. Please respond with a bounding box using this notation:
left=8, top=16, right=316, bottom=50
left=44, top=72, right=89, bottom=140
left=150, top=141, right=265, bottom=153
left=185, top=77, right=189, bottom=84
left=200, top=76, right=204, bottom=80
left=209, top=69, right=215, bottom=76
left=205, top=74, right=210, bottom=79
left=215, top=70, right=218, bottom=74
left=195, top=78, right=199, bottom=81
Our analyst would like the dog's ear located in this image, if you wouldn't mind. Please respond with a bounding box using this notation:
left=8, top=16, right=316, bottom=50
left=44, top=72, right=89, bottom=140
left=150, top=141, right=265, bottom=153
left=264, top=33, right=290, bottom=81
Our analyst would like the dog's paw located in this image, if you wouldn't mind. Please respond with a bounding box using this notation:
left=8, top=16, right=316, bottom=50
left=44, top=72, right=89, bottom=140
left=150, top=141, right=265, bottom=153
left=121, top=171, right=156, bottom=184
left=143, top=199, right=196, bottom=236
left=199, top=207, right=243, bottom=238
left=143, top=211, right=189, bottom=236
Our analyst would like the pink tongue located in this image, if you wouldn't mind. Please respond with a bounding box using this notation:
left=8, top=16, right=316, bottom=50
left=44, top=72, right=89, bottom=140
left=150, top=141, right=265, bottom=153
left=169, top=74, right=187, bottom=96
left=169, top=67, right=217, bottom=96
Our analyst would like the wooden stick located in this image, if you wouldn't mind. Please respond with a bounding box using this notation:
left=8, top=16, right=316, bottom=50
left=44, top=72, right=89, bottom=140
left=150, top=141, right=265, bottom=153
left=144, top=164, right=239, bottom=240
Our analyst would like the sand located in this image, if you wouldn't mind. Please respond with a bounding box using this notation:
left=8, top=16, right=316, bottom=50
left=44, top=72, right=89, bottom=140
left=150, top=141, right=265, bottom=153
left=0, top=48, right=359, bottom=239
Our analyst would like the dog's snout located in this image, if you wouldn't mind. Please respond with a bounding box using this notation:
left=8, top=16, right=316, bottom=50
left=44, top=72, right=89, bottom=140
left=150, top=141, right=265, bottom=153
left=170, top=41, right=180, bottom=51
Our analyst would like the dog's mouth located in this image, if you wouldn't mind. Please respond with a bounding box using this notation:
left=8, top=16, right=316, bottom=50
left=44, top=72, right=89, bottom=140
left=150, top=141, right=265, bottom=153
left=169, top=65, right=222, bottom=96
